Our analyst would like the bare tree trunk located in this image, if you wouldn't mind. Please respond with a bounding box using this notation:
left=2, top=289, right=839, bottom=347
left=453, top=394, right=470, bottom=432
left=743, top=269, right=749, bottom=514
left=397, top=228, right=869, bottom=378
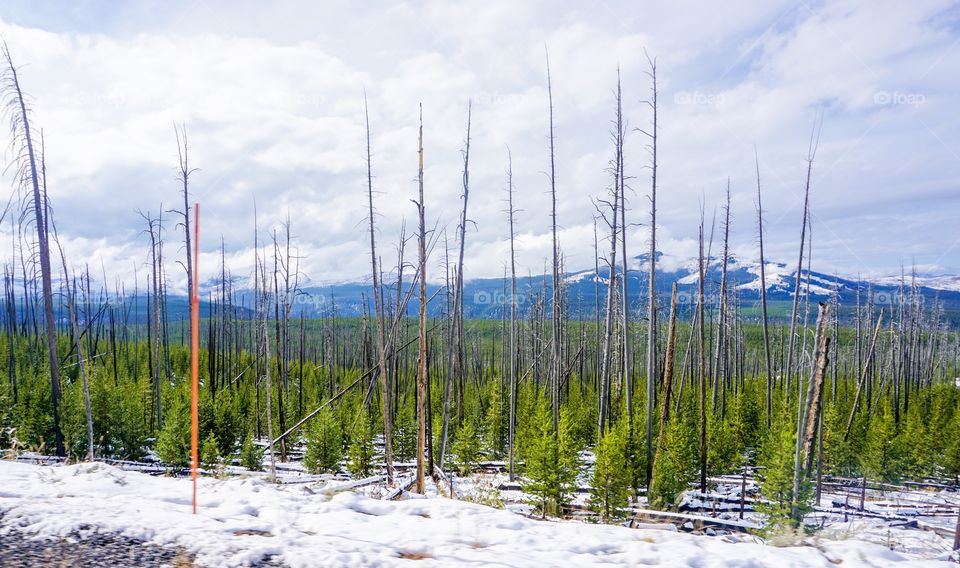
left=364, top=95, right=394, bottom=483
left=712, top=182, right=731, bottom=419
left=2, top=45, right=64, bottom=456
left=785, top=119, right=821, bottom=402
left=506, top=148, right=519, bottom=482
left=440, top=102, right=472, bottom=467
left=175, top=124, right=195, bottom=387
left=643, top=54, right=659, bottom=487
left=262, top=255, right=276, bottom=481
left=791, top=301, right=830, bottom=523
left=698, top=217, right=708, bottom=492
left=415, top=105, right=428, bottom=493
left=755, top=150, right=774, bottom=429
left=545, top=48, right=562, bottom=434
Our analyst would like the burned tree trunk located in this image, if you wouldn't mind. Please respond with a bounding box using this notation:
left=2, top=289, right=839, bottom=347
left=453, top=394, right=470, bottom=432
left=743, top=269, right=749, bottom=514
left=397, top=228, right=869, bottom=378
left=2, top=44, right=64, bottom=456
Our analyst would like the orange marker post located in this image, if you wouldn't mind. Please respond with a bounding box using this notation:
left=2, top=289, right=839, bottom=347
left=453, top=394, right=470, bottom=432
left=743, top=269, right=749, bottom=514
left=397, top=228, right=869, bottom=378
left=191, top=203, right=200, bottom=514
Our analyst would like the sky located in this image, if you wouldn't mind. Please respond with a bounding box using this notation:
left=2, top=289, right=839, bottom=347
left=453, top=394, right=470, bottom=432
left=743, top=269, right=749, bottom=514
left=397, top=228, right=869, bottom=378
left=0, top=0, right=957, bottom=293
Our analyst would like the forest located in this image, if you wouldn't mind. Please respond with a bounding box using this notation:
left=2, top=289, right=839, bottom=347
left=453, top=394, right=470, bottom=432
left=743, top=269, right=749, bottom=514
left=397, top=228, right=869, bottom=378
left=1, top=40, right=959, bottom=543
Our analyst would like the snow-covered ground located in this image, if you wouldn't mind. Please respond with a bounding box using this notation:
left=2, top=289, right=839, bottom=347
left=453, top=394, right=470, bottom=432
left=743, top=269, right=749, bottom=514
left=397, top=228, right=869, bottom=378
left=0, top=460, right=953, bottom=567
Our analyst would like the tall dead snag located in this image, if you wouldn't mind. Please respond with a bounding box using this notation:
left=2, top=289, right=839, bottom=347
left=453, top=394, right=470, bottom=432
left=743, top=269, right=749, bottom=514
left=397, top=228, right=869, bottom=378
left=545, top=47, right=562, bottom=433
left=755, top=149, right=774, bottom=428
left=505, top=147, right=519, bottom=481
left=174, top=124, right=196, bottom=375
left=414, top=105, right=428, bottom=493
left=141, top=211, right=165, bottom=431
left=791, top=301, right=830, bottom=523
left=596, top=80, right=623, bottom=435
left=260, top=249, right=276, bottom=481
left=364, top=94, right=394, bottom=483
left=785, top=118, right=821, bottom=401
left=440, top=102, right=472, bottom=467
left=1, top=43, right=64, bottom=456
left=713, top=182, right=731, bottom=418
left=614, top=69, right=631, bottom=428
left=697, top=213, right=708, bottom=493
left=640, top=52, right=659, bottom=486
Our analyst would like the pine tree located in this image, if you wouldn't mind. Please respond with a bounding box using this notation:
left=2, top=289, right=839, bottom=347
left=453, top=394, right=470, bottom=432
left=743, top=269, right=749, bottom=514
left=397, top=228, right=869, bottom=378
left=863, top=405, right=904, bottom=484
left=155, top=395, right=191, bottom=468
left=708, top=414, right=742, bottom=476
left=201, top=431, right=222, bottom=474
left=239, top=433, right=264, bottom=471
left=523, top=401, right=580, bottom=518
left=452, top=419, right=481, bottom=476
left=304, top=406, right=343, bottom=474
left=757, top=416, right=812, bottom=531
left=942, top=411, right=960, bottom=484
left=394, top=401, right=417, bottom=462
left=483, top=380, right=507, bottom=459
left=589, top=418, right=631, bottom=521
left=348, top=410, right=375, bottom=478
left=649, top=417, right=695, bottom=510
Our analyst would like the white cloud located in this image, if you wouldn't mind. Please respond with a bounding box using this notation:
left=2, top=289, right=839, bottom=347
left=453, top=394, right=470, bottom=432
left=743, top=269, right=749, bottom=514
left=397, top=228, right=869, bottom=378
left=0, top=0, right=956, bottom=295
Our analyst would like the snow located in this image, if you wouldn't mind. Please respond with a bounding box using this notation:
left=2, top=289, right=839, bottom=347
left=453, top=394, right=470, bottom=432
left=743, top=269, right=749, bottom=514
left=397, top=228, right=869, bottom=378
left=873, top=274, right=960, bottom=293
left=0, top=461, right=953, bottom=567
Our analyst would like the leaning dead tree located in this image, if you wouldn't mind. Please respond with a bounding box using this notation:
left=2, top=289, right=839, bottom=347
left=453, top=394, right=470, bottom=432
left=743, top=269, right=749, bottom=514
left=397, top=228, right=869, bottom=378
left=1, top=42, right=64, bottom=456
left=791, top=301, right=831, bottom=523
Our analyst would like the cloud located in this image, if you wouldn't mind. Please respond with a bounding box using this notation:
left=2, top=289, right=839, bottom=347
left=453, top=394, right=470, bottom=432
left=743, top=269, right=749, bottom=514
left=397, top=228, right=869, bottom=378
left=0, top=0, right=956, bottom=296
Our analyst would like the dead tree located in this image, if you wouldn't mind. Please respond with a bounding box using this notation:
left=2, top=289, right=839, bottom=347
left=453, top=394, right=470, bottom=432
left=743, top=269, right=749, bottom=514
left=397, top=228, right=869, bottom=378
left=545, top=47, right=562, bottom=433
left=173, top=124, right=196, bottom=378
left=614, top=69, right=631, bottom=428
left=1, top=43, right=64, bottom=455
left=755, top=149, right=774, bottom=428
left=414, top=105, right=428, bottom=493
left=595, top=139, right=620, bottom=434
left=364, top=94, right=394, bottom=483
left=440, top=102, right=472, bottom=467
left=791, top=301, right=830, bottom=523
left=698, top=212, right=708, bottom=493
left=640, top=52, right=659, bottom=486
left=712, top=182, right=731, bottom=418
left=785, top=118, right=822, bottom=400
left=505, top=147, right=519, bottom=481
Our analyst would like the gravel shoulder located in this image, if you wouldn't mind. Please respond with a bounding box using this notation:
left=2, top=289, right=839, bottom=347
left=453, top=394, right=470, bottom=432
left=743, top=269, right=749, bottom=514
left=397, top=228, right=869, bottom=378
left=0, top=515, right=196, bottom=568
